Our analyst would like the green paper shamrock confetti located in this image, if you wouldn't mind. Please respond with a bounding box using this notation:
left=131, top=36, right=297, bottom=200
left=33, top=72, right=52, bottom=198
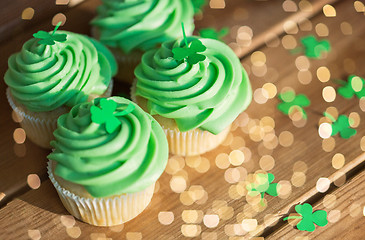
left=328, top=113, right=357, bottom=139
left=277, top=90, right=311, bottom=119
left=337, top=75, right=365, bottom=99
left=198, top=27, right=229, bottom=41
left=172, top=23, right=207, bottom=65
left=90, top=98, right=135, bottom=134
left=301, top=35, right=331, bottom=58
left=246, top=173, right=280, bottom=205
left=290, top=35, right=331, bottom=58
left=33, top=22, right=67, bottom=45
left=283, top=203, right=328, bottom=232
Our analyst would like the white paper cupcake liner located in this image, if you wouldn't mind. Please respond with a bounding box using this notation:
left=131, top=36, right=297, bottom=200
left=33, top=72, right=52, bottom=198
left=47, top=161, right=155, bottom=226
left=102, top=78, right=114, bottom=97
left=6, top=81, right=113, bottom=149
left=6, top=88, right=67, bottom=149
left=163, top=125, right=231, bottom=156
left=130, top=79, right=137, bottom=102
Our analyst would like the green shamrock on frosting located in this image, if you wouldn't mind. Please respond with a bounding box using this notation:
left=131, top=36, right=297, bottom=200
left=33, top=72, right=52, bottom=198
left=246, top=173, right=280, bottom=204
left=337, top=75, right=365, bottom=99
left=198, top=27, right=229, bottom=41
left=283, top=203, right=328, bottom=232
left=172, top=23, right=207, bottom=65
left=326, top=113, right=357, bottom=139
left=301, top=35, right=330, bottom=59
left=90, top=98, right=135, bottom=134
left=277, top=90, right=311, bottom=119
left=33, top=22, right=67, bottom=45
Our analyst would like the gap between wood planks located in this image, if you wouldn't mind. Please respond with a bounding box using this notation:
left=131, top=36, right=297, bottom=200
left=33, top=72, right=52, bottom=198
left=238, top=0, right=338, bottom=60
left=261, top=153, right=365, bottom=238
left=267, top=165, right=365, bottom=239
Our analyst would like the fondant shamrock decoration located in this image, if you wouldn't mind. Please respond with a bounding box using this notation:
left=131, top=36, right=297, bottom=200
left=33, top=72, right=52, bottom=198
left=301, top=35, right=330, bottom=58
left=33, top=22, right=67, bottom=45
left=198, top=27, right=229, bottom=41
left=329, top=114, right=357, bottom=139
left=277, top=90, right=311, bottom=119
left=337, top=75, right=365, bottom=99
left=90, top=98, right=135, bottom=134
left=246, top=173, right=280, bottom=202
left=172, top=23, right=207, bottom=65
left=283, top=203, right=328, bottom=232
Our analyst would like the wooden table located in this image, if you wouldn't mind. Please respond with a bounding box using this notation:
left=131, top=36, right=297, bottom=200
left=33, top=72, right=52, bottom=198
left=1, top=0, right=365, bottom=239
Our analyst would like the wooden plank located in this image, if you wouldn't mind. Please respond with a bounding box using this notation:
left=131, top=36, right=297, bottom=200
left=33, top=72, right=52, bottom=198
left=0, top=0, right=328, bottom=206
left=1, top=0, right=365, bottom=239
left=0, top=0, right=102, bottom=208
left=266, top=169, right=365, bottom=240
left=0, top=0, right=70, bottom=43
left=233, top=0, right=339, bottom=58
left=1, top=2, right=365, bottom=238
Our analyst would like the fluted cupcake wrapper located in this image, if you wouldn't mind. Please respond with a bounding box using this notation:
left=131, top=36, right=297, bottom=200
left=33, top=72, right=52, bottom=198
left=47, top=161, right=155, bottom=226
left=6, top=88, right=66, bottom=148
left=6, top=81, right=113, bottom=149
left=162, top=125, right=231, bottom=156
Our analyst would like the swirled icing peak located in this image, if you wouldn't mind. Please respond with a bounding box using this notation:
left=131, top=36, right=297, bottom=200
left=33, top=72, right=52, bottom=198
left=4, top=30, right=117, bottom=112
left=91, top=0, right=195, bottom=54
left=135, top=37, right=252, bottom=134
left=48, top=97, right=168, bottom=198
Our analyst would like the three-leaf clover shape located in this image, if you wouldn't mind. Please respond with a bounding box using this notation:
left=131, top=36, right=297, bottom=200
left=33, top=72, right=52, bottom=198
left=327, top=113, right=357, bottom=139
left=283, top=203, right=328, bottom=232
left=300, top=35, right=331, bottom=59
left=90, top=98, right=135, bottom=134
left=33, top=22, right=67, bottom=45
left=172, top=39, right=207, bottom=65
left=246, top=173, right=280, bottom=201
left=172, top=22, right=207, bottom=65
left=198, top=27, right=229, bottom=41
left=277, top=90, right=311, bottom=119
left=337, top=75, right=365, bottom=99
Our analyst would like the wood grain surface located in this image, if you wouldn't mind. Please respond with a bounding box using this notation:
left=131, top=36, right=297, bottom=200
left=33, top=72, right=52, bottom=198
left=1, top=0, right=365, bottom=239
left=0, top=0, right=329, bottom=207
left=267, top=170, right=365, bottom=240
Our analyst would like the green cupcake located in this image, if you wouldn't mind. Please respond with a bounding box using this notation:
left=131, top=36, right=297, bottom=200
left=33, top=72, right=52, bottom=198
left=48, top=97, right=168, bottom=226
left=91, top=0, right=195, bottom=82
left=132, top=35, right=252, bottom=156
left=4, top=24, right=117, bottom=148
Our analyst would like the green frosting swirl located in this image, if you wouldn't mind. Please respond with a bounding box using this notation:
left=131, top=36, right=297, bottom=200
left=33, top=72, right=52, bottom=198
left=135, top=37, right=252, bottom=134
left=91, top=0, right=195, bottom=54
left=48, top=97, right=168, bottom=198
left=4, top=31, right=117, bottom=112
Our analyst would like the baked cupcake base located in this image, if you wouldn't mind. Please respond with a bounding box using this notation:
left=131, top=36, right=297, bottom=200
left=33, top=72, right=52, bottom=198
left=163, top=124, right=231, bottom=156
left=48, top=161, right=155, bottom=226
left=131, top=82, right=230, bottom=156
left=6, top=80, right=114, bottom=149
